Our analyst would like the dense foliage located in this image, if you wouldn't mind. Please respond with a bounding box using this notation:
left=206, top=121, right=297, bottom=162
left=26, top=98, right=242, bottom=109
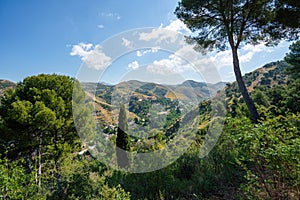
left=0, top=74, right=130, bottom=199
left=285, top=40, right=300, bottom=78
left=0, top=41, right=299, bottom=199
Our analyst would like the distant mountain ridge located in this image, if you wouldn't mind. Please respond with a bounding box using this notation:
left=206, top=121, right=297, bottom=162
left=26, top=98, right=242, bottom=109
left=80, top=80, right=228, bottom=127
left=0, top=79, right=16, bottom=96
left=0, top=61, right=290, bottom=133
left=81, top=80, right=228, bottom=106
left=82, top=80, right=227, bottom=98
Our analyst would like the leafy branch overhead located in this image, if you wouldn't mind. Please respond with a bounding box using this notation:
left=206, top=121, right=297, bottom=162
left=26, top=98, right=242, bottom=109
left=285, top=40, right=300, bottom=77
left=175, top=0, right=299, bottom=52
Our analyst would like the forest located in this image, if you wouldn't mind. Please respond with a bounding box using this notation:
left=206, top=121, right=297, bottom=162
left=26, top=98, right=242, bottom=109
left=0, top=0, right=299, bottom=199
left=0, top=41, right=299, bottom=199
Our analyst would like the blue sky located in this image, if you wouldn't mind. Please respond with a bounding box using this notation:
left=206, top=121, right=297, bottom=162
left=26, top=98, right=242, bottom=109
left=0, top=0, right=291, bottom=84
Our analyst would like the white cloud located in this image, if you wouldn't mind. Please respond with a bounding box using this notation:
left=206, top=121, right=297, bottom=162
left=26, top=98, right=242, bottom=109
left=70, top=43, right=111, bottom=70
left=242, top=43, right=267, bottom=53
left=240, top=43, right=273, bottom=63
left=147, top=54, right=193, bottom=75
left=210, top=50, right=232, bottom=68
left=173, top=44, right=198, bottom=62
left=138, top=19, right=191, bottom=43
left=139, top=27, right=178, bottom=43
left=100, top=12, right=121, bottom=20
left=151, top=46, right=159, bottom=53
left=136, top=51, right=143, bottom=57
left=71, top=43, right=93, bottom=54
left=97, top=24, right=104, bottom=29
left=128, top=61, right=139, bottom=70
left=165, top=19, right=191, bottom=34
left=239, top=52, right=254, bottom=63
left=122, top=37, right=132, bottom=48
left=144, top=41, right=212, bottom=75
left=207, top=43, right=273, bottom=69
left=138, top=20, right=274, bottom=76
left=144, top=42, right=222, bottom=83
left=136, top=47, right=159, bottom=57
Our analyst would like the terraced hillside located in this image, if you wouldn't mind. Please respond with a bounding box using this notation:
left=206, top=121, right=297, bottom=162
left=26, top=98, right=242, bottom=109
left=80, top=80, right=227, bottom=129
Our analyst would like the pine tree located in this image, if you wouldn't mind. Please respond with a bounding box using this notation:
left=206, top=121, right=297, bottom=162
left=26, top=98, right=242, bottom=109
left=175, top=0, right=299, bottom=123
left=285, top=40, right=300, bottom=78
left=0, top=74, right=80, bottom=193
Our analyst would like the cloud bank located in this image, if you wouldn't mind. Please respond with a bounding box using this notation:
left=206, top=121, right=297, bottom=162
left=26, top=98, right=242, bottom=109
left=70, top=43, right=111, bottom=70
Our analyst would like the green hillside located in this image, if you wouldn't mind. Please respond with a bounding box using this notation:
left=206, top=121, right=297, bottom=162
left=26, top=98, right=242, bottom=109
left=80, top=80, right=227, bottom=129
left=0, top=58, right=299, bottom=199
left=225, top=61, right=289, bottom=98
left=81, top=80, right=227, bottom=104
left=1, top=0, right=299, bottom=198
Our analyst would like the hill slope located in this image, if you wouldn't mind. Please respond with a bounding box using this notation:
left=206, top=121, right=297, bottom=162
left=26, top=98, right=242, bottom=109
left=80, top=80, right=227, bottom=126
left=225, top=61, right=289, bottom=98
left=0, top=79, right=16, bottom=96
left=197, top=60, right=293, bottom=130
left=82, top=80, right=227, bottom=104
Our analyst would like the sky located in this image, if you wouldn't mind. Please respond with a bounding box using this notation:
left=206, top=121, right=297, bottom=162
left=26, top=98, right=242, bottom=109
left=0, top=0, right=291, bottom=84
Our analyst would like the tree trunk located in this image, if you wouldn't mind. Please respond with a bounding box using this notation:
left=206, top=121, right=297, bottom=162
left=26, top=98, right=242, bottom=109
left=232, top=48, right=260, bottom=123
left=37, top=133, right=42, bottom=188
left=54, top=131, right=62, bottom=194
left=55, top=160, right=62, bottom=195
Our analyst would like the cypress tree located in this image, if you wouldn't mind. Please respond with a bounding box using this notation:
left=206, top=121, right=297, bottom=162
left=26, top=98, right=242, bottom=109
left=116, top=103, right=130, bottom=168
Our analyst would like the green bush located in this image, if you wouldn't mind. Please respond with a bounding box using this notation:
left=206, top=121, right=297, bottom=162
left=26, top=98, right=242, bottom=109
left=224, top=115, right=300, bottom=199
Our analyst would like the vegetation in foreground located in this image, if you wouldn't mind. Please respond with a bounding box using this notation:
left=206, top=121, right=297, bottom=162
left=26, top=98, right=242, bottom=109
left=0, top=40, right=299, bottom=199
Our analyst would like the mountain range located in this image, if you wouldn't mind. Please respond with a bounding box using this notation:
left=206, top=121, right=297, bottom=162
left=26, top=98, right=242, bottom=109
left=80, top=80, right=227, bottom=126
left=81, top=80, right=227, bottom=104
left=1, top=60, right=289, bottom=129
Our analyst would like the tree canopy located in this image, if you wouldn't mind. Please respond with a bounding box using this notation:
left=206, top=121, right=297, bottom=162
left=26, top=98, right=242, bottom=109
left=0, top=74, right=81, bottom=192
left=285, top=40, right=300, bottom=77
left=274, top=0, right=300, bottom=29
left=0, top=74, right=78, bottom=154
left=175, top=0, right=299, bottom=51
left=175, top=0, right=299, bottom=123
